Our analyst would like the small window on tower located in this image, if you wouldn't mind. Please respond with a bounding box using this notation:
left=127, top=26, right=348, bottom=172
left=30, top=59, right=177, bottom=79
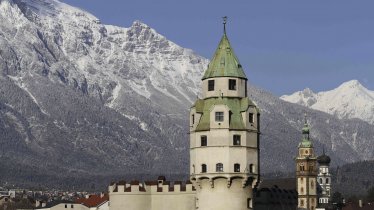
left=229, top=79, right=236, bottom=90
left=249, top=113, right=254, bottom=123
left=208, top=80, right=215, bottom=91
left=233, top=135, right=241, bottom=146
left=326, top=178, right=329, bottom=184
left=201, top=164, right=207, bottom=173
left=201, top=136, right=207, bottom=146
left=215, top=112, right=224, bottom=122
left=234, top=163, right=240, bottom=172
left=216, top=163, right=223, bottom=172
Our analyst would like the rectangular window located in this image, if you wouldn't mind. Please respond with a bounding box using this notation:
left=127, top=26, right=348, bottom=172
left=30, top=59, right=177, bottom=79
left=208, top=80, right=215, bottom=91
left=191, top=114, right=195, bottom=125
left=201, top=136, right=207, bottom=146
left=216, top=163, right=223, bottom=172
left=201, top=164, right=207, bottom=173
left=71, top=205, right=74, bottom=208
left=215, top=112, right=224, bottom=122
left=65, top=205, right=67, bottom=208
left=248, top=113, right=254, bottom=123
left=233, top=135, right=241, bottom=146
left=234, top=164, right=240, bottom=172
left=229, top=79, right=236, bottom=90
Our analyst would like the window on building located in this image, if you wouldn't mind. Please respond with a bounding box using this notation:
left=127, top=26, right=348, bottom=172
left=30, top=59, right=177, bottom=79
left=300, top=164, right=305, bottom=171
left=247, top=198, right=252, bottom=208
left=208, top=80, right=215, bottom=91
left=229, top=79, right=236, bottom=90
left=309, top=166, right=314, bottom=172
left=233, top=135, right=241, bottom=145
left=249, top=164, right=254, bottom=173
left=215, top=112, right=224, bottom=122
left=65, top=205, right=67, bottom=208
left=300, top=199, right=304, bottom=206
left=201, top=136, right=207, bottom=146
left=71, top=205, right=74, bottom=208
left=201, top=164, right=207, bottom=173
left=311, top=180, right=314, bottom=187
left=319, top=178, right=323, bottom=184
left=301, top=187, right=304, bottom=193
left=216, top=163, right=223, bottom=172
left=248, top=113, right=254, bottom=123
left=326, top=178, right=329, bottom=184
left=191, top=114, right=195, bottom=125
left=234, top=163, right=240, bottom=172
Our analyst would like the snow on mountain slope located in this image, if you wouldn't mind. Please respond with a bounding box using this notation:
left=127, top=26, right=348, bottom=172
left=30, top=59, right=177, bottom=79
left=281, top=80, right=374, bottom=124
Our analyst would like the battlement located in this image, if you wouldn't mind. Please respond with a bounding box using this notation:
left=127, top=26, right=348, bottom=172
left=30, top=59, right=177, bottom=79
left=109, top=177, right=196, bottom=194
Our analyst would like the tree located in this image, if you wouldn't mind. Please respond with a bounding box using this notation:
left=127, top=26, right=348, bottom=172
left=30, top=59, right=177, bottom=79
left=331, top=191, right=344, bottom=210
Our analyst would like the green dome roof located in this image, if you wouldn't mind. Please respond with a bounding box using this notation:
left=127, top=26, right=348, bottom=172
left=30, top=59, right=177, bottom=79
left=299, top=139, right=313, bottom=148
left=202, top=33, right=247, bottom=80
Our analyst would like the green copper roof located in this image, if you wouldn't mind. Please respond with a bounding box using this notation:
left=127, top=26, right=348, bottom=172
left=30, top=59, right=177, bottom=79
left=192, top=97, right=256, bottom=131
left=202, top=34, right=247, bottom=80
left=299, top=117, right=313, bottom=148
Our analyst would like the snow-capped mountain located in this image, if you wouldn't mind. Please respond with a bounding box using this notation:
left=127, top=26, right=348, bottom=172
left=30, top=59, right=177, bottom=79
left=281, top=80, right=374, bottom=124
left=0, top=0, right=373, bottom=189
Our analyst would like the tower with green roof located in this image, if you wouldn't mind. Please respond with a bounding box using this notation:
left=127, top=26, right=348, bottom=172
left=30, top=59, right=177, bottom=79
left=189, top=17, right=260, bottom=210
left=296, top=115, right=318, bottom=210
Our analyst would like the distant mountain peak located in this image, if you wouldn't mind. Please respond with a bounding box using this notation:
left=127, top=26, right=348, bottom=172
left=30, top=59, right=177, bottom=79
left=281, top=80, right=374, bottom=124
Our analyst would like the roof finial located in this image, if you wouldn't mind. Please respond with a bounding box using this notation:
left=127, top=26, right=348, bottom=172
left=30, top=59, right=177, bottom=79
left=222, top=16, right=227, bottom=35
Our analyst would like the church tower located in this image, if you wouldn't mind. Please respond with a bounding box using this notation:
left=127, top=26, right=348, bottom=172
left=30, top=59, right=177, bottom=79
left=296, top=115, right=318, bottom=210
left=317, top=150, right=332, bottom=207
left=189, top=18, right=260, bottom=210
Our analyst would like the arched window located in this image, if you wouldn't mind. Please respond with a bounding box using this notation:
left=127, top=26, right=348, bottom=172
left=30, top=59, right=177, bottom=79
left=319, top=178, right=323, bottom=184
left=201, top=136, right=207, bottom=146
left=249, top=164, right=254, bottom=173
left=216, top=163, right=223, bottom=172
left=201, top=164, right=207, bottom=173
left=326, top=178, right=329, bottom=184
left=234, top=163, right=240, bottom=172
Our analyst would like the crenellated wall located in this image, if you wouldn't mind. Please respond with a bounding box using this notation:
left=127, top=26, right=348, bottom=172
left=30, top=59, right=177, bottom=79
left=109, top=177, right=196, bottom=210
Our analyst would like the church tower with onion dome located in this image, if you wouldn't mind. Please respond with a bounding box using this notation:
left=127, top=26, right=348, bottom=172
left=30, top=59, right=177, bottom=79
left=189, top=17, right=260, bottom=210
left=317, top=150, right=332, bottom=207
left=296, top=115, right=318, bottom=210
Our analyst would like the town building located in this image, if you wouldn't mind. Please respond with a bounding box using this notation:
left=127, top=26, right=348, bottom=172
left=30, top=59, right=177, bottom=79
left=108, top=18, right=260, bottom=210
left=317, top=150, right=332, bottom=209
left=296, top=116, right=318, bottom=210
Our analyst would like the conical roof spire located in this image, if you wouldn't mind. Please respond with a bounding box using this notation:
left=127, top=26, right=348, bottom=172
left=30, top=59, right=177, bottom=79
left=202, top=17, right=247, bottom=80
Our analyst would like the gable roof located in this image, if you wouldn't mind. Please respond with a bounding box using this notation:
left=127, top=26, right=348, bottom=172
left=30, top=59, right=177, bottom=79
left=192, top=97, right=257, bottom=131
left=75, top=194, right=109, bottom=208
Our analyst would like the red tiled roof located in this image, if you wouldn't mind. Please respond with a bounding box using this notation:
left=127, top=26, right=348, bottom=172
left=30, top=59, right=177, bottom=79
left=75, top=194, right=109, bottom=208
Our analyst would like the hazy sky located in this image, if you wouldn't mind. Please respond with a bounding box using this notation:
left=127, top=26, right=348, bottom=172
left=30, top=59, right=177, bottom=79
left=62, top=0, right=374, bottom=95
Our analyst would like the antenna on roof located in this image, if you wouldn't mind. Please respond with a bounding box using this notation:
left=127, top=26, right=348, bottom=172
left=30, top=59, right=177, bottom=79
left=223, top=16, right=228, bottom=34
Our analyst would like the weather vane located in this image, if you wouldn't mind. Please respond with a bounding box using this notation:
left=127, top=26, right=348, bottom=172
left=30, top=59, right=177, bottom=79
left=223, top=16, right=227, bottom=34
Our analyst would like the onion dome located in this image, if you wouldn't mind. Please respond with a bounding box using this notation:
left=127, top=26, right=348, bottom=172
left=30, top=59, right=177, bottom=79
left=317, top=150, right=331, bottom=165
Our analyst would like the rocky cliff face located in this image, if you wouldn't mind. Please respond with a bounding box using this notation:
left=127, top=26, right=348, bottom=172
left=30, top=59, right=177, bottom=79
left=0, top=0, right=373, bottom=189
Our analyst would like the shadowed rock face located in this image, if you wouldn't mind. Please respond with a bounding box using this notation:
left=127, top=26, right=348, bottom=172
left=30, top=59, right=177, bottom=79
left=0, top=0, right=373, bottom=189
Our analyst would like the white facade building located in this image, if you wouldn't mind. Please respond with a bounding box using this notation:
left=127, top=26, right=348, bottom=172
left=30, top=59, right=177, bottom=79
left=108, top=20, right=260, bottom=210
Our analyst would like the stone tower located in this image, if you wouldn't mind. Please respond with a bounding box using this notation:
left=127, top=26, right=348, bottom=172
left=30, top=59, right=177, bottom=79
left=296, top=116, right=318, bottom=210
left=317, top=150, right=332, bottom=206
left=189, top=18, right=260, bottom=210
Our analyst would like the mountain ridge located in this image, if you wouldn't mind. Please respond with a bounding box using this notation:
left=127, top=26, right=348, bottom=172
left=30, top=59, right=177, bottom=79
left=0, top=0, right=373, bottom=189
left=281, top=80, right=374, bottom=124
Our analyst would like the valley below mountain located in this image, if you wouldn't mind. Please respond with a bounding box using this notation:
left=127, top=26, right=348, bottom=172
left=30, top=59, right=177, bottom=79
left=0, top=0, right=373, bottom=191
